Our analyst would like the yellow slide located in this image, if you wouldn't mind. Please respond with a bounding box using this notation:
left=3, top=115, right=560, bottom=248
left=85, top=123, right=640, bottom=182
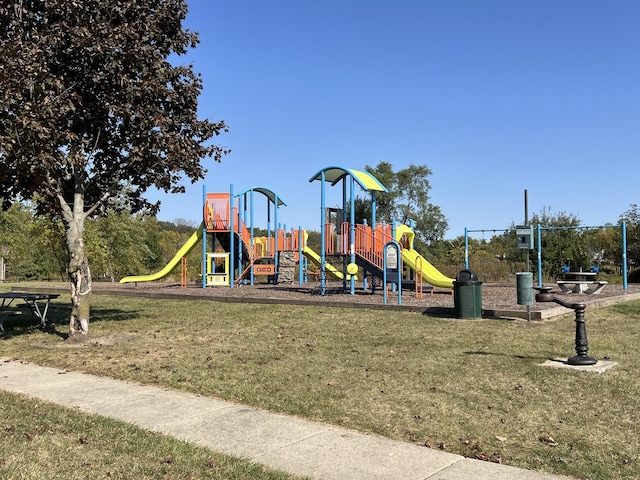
left=301, top=231, right=356, bottom=280
left=395, top=224, right=454, bottom=289
left=401, top=248, right=454, bottom=289
left=119, top=224, right=203, bottom=284
left=302, top=245, right=356, bottom=281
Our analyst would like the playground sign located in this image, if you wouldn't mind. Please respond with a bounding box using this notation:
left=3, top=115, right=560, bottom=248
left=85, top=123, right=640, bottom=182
left=383, top=241, right=402, bottom=305
left=386, top=247, right=398, bottom=267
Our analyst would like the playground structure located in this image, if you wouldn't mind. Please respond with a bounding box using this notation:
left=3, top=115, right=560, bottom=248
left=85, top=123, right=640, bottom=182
left=120, top=166, right=455, bottom=295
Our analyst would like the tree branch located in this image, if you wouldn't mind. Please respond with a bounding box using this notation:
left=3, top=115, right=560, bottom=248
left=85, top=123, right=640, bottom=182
left=83, top=188, right=113, bottom=219
left=45, top=170, right=70, bottom=217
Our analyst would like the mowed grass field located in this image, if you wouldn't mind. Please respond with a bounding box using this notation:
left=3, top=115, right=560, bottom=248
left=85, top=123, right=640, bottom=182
left=2, top=285, right=640, bottom=479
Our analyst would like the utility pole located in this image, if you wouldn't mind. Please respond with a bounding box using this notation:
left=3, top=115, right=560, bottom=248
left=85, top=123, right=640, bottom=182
left=525, top=189, right=529, bottom=272
left=525, top=190, right=531, bottom=321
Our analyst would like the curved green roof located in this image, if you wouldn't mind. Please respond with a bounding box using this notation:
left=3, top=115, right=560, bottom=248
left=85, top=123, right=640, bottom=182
left=236, top=186, right=286, bottom=207
left=308, top=166, right=388, bottom=193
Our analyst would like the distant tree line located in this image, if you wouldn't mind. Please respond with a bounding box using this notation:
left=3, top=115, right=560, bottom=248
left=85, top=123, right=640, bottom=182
left=0, top=202, right=202, bottom=283
left=1, top=202, right=637, bottom=285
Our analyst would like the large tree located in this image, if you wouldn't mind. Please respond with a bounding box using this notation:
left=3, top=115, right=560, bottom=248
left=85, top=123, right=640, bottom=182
left=0, top=0, right=228, bottom=340
left=363, top=161, right=448, bottom=247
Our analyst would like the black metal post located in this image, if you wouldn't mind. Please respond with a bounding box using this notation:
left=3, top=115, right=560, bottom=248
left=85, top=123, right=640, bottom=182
left=533, top=286, right=597, bottom=365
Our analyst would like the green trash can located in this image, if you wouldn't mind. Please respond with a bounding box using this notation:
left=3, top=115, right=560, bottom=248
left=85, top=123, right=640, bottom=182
left=516, top=272, right=534, bottom=306
left=453, top=269, right=483, bottom=319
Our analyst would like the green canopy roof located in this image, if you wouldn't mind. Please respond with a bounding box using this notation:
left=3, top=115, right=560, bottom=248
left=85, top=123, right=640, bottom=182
left=309, top=166, right=388, bottom=193
left=236, top=186, right=286, bottom=207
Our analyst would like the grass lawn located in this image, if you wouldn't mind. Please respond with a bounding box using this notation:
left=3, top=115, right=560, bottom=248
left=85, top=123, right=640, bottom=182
left=2, top=285, right=640, bottom=479
left=0, top=390, right=308, bottom=479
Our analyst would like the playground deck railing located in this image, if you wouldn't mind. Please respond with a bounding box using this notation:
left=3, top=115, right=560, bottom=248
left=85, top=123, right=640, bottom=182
left=324, top=223, right=337, bottom=255
left=236, top=212, right=256, bottom=258
left=250, top=229, right=303, bottom=258
left=353, top=223, right=393, bottom=271
left=322, top=222, right=395, bottom=271
left=277, top=229, right=302, bottom=252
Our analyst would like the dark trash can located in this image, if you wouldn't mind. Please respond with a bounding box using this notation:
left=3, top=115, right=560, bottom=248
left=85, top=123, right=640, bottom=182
left=516, top=272, right=533, bottom=306
left=453, top=269, right=483, bottom=319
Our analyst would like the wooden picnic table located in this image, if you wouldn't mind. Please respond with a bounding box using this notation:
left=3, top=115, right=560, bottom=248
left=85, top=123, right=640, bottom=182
left=0, top=291, right=61, bottom=332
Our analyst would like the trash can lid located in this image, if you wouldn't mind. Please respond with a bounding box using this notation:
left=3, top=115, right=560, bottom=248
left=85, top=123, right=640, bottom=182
left=456, top=269, right=479, bottom=282
left=453, top=280, right=483, bottom=286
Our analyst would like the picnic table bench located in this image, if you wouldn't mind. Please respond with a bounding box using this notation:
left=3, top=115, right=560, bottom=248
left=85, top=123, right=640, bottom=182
left=0, top=291, right=61, bottom=332
left=556, top=270, right=607, bottom=294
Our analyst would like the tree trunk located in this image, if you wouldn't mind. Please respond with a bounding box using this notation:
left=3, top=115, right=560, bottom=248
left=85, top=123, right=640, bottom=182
left=68, top=236, right=92, bottom=341
left=57, top=169, right=94, bottom=342
left=108, top=256, right=115, bottom=283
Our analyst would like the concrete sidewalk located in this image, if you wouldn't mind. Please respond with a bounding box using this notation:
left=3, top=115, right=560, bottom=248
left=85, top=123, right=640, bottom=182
left=0, top=359, right=573, bottom=480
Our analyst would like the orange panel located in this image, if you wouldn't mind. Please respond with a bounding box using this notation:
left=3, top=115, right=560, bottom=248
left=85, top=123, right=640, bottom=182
left=204, top=193, right=230, bottom=230
left=254, top=264, right=275, bottom=275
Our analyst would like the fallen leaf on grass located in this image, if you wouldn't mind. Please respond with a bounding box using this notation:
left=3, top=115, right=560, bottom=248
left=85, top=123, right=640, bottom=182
left=495, top=436, right=507, bottom=442
left=539, top=435, right=558, bottom=447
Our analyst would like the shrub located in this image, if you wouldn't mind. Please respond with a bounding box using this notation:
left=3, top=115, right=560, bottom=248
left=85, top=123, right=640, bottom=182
left=628, top=268, right=640, bottom=283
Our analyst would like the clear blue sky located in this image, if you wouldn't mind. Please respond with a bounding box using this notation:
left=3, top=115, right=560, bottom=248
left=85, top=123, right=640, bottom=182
left=149, top=0, right=639, bottom=239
